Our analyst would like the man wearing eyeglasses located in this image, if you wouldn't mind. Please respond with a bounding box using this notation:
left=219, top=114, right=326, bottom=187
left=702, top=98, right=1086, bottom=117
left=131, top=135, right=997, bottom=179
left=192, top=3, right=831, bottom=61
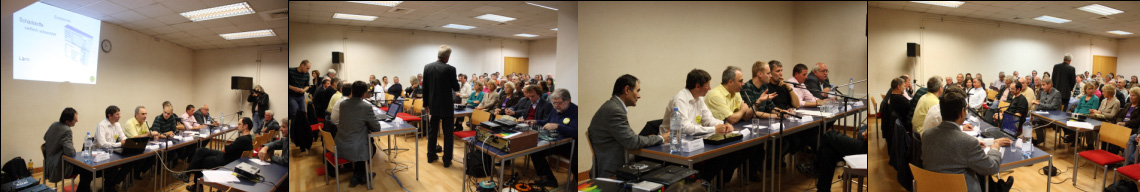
left=527, top=88, right=577, bottom=188
left=805, top=62, right=832, bottom=99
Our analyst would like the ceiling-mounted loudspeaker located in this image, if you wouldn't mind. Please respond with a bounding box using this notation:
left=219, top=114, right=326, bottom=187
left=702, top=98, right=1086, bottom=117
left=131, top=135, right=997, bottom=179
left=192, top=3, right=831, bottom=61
left=231, top=76, right=252, bottom=90
left=333, top=52, right=344, bottom=64
left=907, top=43, right=920, bottom=57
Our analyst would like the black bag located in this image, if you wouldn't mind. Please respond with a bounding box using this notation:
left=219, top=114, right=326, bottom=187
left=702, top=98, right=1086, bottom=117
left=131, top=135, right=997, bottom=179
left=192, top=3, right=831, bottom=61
left=465, top=150, right=493, bottom=177
left=1105, top=179, right=1138, bottom=192
left=0, top=157, right=31, bottom=184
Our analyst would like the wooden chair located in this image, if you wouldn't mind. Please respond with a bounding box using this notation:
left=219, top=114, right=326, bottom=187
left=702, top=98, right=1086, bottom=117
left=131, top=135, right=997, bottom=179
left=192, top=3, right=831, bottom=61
left=998, top=101, right=1010, bottom=115
left=909, top=164, right=968, bottom=192
left=385, top=93, right=395, bottom=105
left=986, top=89, right=998, bottom=101
left=1075, top=123, right=1130, bottom=189
left=1112, top=145, right=1139, bottom=183
left=869, top=96, right=880, bottom=140
left=320, top=131, right=350, bottom=192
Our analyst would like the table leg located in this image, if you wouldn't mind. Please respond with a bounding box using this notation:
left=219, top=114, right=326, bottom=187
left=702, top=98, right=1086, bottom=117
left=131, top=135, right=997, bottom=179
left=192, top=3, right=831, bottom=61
left=1072, top=131, right=1079, bottom=187
left=567, top=140, right=575, bottom=190
left=1048, top=156, right=1053, bottom=191
left=416, top=129, right=420, bottom=180
left=462, top=142, right=469, bottom=192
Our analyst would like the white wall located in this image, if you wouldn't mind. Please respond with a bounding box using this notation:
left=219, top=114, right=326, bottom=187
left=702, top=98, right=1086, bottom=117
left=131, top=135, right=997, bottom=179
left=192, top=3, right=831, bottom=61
left=868, top=7, right=1120, bottom=96
left=288, top=22, right=542, bottom=83
left=192, top=45, right=288, bottom=129
left=578, top=1, right=865, bottom=176
left=2, top=0, right=194, bottom=163
left=793, top=1, right=868, bottom=96
left=529, top=38, right=557, bottom=77
left=1119, top=38, right=1140, bottom=76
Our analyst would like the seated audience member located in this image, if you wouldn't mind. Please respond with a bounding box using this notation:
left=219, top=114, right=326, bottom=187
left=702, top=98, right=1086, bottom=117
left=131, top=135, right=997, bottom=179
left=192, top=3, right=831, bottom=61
left=173, top=117, right=254, bottom=192
left=490, top=82, right=521, bottom=115
left=465, top=81, right=485, bottom=108
left=587, top=74, right=665, bottom=178
left=1090, top=84, right=1121, bottom=121
left=1032, top=79, right=1062, bottom=145
left=992, top=81, right=1028, bottom=122
left=337, top=81, right=383, bottom=187
left=661, top=69, right=738, bottom=183
left=922, top=87, right=1013, bottom=192
left=528, top=89, right=578, bottom=188
left=505, top=85, right=553, bottom=123
left=387, top=76, right=404, bottom=97
left=258, top=110, right=280, bottom=135
left=258, top=119, right=290, bottom=165
left=474, top=80, right=502, bottom=113
left=1117, top=87, right=1139, bottom=164
left=966, top=78, right=987, bottom=110
left=912, top=76, right=944, bottom=134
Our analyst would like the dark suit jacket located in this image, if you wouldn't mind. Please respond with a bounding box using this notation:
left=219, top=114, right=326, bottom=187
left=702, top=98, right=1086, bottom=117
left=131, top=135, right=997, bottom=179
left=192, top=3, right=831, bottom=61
left=511, top=97, right=553, bottom=120
left=335, top=98, right=383, bottom=161
left=422, top=60, right=459, bottom=116
left=587, top=96, right=664, bottom=178
left=193, top=110, right=211, bottom=125
left=43, top=122, right=75, bottom=182
left=920, top=121, right=1002, bottom=192
left=1052, top=63, right=1076, bottom=99
left=805, top=75, right=831, bottom=99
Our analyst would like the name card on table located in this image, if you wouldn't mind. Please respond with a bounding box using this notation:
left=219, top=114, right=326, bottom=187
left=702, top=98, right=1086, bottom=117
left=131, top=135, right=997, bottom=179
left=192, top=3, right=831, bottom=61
left=92, top=151, right=111, bottom=162
left=681, top=139, right=704, bottom=152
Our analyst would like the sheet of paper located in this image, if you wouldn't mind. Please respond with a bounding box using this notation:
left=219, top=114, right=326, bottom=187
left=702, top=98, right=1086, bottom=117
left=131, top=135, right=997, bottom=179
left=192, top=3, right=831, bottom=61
left=962, top=128, right=980, bottom=137
left=201, top=170, right=240, bottom=183
left=843, top=154, right=868, bottom=169
left=1066, top=121, right=1094, bottom=129
left=1033, top=111, right=1049, bottom=114
left=249, top=159, right=271, bottom=166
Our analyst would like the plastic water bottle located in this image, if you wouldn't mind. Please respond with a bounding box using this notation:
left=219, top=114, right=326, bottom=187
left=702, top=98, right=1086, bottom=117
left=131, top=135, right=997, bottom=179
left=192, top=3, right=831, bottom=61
left=848, top=78, right=855, bottom=97
left=670, top=107, right=682, bottom=153
left=1021, top=125, right=1033, bottom=157
left=83, top=132, right=94, bottom=164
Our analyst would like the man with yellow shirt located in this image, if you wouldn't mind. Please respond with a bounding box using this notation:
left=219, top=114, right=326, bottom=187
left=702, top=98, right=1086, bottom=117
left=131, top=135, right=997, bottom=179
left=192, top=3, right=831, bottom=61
left=913, top=76, right=944, bottom=134
left=122, top=106, right=158, bottom=181
left=705, top=66, right=755, bottom=123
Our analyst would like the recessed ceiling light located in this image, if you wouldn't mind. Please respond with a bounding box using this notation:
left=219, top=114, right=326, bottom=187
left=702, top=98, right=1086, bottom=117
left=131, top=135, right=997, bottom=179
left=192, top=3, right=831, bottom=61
left=1108, top=30, right=1133, bottom=35
left=333, top=13, right=377, bottom=21
left=1033, top=15, right=1070, bottom=23
left=526, top=2, right=558, bottom=11
left=348, top=1, right=402, bottom=7
left=220, top=29, right=275, bottom=40
left=910, top=1, right=964, bottom=8
left=442, top=24, right=475, bottom=30
left=475, top=14, right=515, bottom=23
left=551, top=28, right=557, bottom=31
left=515, top=34, right=537, bottom=38
left=1078, top=4, right=1123, bottom=16
left=180, top=2, right=256, bottom=22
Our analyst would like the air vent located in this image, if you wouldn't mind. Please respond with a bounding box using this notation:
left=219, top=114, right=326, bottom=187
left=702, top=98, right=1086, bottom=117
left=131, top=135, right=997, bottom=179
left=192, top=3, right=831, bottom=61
left=388, top=7, right=416, bottom=14
left=260, top=8, right=288, bottom=21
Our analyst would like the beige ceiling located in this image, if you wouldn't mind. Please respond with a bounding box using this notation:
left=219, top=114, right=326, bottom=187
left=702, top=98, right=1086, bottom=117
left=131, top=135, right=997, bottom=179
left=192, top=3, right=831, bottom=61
left=37, top=0, right=289, bottom=50
left=288, top=1, right=567, bottom=40
left=870, top=1, right=1140, bottom=39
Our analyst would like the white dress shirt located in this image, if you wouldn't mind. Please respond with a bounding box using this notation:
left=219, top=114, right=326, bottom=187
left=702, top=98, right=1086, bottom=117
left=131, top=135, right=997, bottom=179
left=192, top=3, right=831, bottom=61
left=330, top=97, right=349, bottom=126
left=660, top=89, right=725, bottom=136
left=95, top=119, right=126, bottom=148
left=968, top=88, right=987, bottom=109
left=458, top=82, right=474, bottom=101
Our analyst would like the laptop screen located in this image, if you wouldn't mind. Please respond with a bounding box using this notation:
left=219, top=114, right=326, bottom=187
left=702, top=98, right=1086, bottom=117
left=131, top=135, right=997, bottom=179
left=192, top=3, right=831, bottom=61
left=387, top=102, right=401, bottom=116
left=1000, top=112, right=1020, bottom=136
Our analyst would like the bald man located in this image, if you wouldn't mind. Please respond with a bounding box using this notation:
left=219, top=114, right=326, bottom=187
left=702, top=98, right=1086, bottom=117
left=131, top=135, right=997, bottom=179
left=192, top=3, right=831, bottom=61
left=804, top=63, right=832, bottom=99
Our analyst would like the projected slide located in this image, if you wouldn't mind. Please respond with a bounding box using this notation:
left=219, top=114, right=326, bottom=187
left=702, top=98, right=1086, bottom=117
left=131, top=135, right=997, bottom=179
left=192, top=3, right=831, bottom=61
left=13, top=2, right=101, bottom=84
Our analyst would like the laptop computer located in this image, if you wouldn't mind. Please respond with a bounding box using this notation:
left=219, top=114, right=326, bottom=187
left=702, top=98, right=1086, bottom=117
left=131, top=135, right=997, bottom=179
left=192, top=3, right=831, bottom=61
left=112, top=137, right=150, bottom=156
left=982, top=112, right=1021, bottom=139
left=378, top=102, right=402, bottom=122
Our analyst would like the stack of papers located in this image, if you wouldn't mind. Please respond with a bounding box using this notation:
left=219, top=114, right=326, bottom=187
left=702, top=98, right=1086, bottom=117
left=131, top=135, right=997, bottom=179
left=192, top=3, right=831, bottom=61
left=1066, top=121, right=1094, bottom=129
left=201, top=170, right=240, bottom=183
left=1033, top=111, right=1049, bottom=114
left=91, top=151, right=111, bottom=162
left=843, top=154, right=868, bottom=169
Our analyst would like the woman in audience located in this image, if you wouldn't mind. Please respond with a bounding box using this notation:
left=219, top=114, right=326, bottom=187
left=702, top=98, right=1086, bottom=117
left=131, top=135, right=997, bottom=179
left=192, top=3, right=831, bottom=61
left=465, top=82, right=485, bottom=108
left=1090, top=84, right=1120, bottom=121
left=1073, top=83, right=1101, bottom=114
left=475, top=80, right=501, bottom=112
left=1117, top=87, right=1140, bottom=164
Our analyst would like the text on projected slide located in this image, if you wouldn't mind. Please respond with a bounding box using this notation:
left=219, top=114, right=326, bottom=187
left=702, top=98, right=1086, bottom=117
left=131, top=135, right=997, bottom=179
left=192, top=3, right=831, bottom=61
left=13, top=2, right=101, bottom=84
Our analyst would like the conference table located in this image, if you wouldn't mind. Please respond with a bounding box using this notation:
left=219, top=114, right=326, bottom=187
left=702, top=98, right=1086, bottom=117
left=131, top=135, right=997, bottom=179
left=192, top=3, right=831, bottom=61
left=966, top=111, right=1054, bottom=192
left=365, top=116, right=420, bottom=189
left=198, top=157, right=288, bottom=192
left=64, top=124, right=237, bottom=192
left=631, top=100, right=867, bottom=191
left=1029, top=109, right=1103, bottom=187
left=461, top=134, right=575, bottom=192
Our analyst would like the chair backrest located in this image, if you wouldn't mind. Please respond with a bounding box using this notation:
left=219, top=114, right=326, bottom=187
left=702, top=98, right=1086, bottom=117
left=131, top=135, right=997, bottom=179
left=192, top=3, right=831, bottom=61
left=1099, top=123, right=1131, bottom=149
left=242, top=151, right=253, bottom=158
left=909, top=164, right=968, bottom=192
left=253, top=134, right=271, bottom=149
left=413, top=99, right=424, bottom=115
left=321, top=131, right=336, bottom=153
left=403, top=99, right=413, bottom=115
left=471, top=109, right=492, bottom=126
left=870, top=96, right=879, bottom=116
left=385, top=94, right=395, bottom=105
left=998, top=101, right=1010, bottom=114
left=986, top=90, right=998, bottom=101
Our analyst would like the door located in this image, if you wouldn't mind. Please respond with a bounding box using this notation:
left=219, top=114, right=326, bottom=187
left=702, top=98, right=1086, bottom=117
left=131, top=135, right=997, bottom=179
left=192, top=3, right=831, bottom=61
left=504, top=57, right=529, bottom=76
left=1092, top=55, right=1117, bottom=79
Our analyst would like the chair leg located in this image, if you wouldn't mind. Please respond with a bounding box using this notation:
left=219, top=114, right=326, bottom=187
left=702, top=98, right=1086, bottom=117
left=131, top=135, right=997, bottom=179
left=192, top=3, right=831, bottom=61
left=1102, top=165, right=1108, bottom=190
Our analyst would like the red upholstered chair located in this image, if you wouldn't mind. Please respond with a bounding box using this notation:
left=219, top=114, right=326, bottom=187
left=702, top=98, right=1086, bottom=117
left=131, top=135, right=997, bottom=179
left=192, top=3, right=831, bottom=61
left=1075, top=123, right=1130, bottom=189
left=320, top=131, right=350, bottom=191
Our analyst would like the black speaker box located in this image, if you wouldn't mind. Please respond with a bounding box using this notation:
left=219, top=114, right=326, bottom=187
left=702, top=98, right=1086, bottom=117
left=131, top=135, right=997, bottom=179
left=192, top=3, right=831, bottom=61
left=231, top=76, right=252, bottom=90
left=333, top=51, right=344, bottom=63
left=907, top=43, right=920, bottom=57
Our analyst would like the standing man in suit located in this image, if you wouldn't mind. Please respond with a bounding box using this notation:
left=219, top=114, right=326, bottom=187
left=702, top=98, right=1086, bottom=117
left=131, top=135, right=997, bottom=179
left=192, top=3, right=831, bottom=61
left=336, top=81, right=384, bottom=187
left=1052, top=54, right=1076, bottom=109
left=587, top=74, right=666, bottom=178
left=423, top=45, right=461, bottom=167
left=805, top=63, right=832, bottom=100
left=921, top=87, right=1013, bottom=192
